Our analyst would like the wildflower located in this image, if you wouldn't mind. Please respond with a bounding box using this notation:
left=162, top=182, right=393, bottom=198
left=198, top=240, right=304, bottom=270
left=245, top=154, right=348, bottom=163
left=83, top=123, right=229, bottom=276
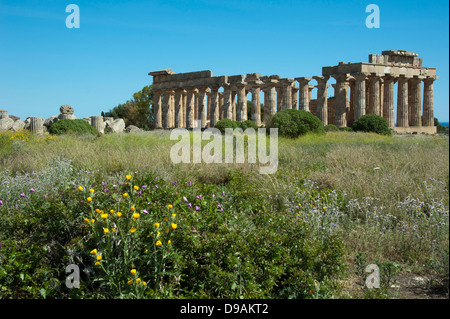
left=110, top=209, right=114, bottom=214
left=164, top=217, right=168, bottom=222
left=30, top=188, right=35, bottom=193
left=20, top=193, right=25, bottom=198
left=134, top=185, right=139, bottom=191
left=168, top=204, right=173, bottom=209
left=77, top=186, right=84, bottom=191
left=130, top=269, right=137, bottom=275
left=168, top=240, right=171, bottom=244
left=156, top=240, right=162, bottom=246
left=142, top=185, right=147, bottom=189
left=89, top=189, right=95, bottom=194
left=91, top=219, right=95, bottom=223
left=130, top=227, right=137, bottom=233
left=84, top=218, right=90, bottom=223
left=123, top=193, right=129, bottom=198
left=183, top=196, right=188, bottom=202
left=127, top=280, right=133, bottom=285
left=187, top=181, right=191, bottom=186
left=171, top=223, right=177, bottom=230
left=96, top=255, right=102, bottom=261
left=133, top=213, right=140, bottom=219
left=165, top=228, right=169, bottom=233
left=90, top=249, right=97, bottom=255
left=103, top=228, right=109, bottom=234
left=101, top=214, right=108, bottom=220
left=94, top=261, right=100, bottom=266
left=142, top=282, right=147, bottom=286
left=172, top=213, right=176, bottom=217
left=154, top=223, right=160, bottom=228
left=173, top=181, right=177, bottom=185
left=131, top=206, right=136, bottom=211
left=195, top=206, right=200, bottom=211
left=95, top=208, right=101, bottom=213
left=87, top=197, right=92, bottom=202
left=0, top=200, right=3, bottom=205
left=117, top=212, right=122, bottom=217
left=136, top=278, right=141, bottom=284
left=126, top=174, right=132, bottom=180
left=143, top=209, right=148, bottom=214
left=112, top=228, right=116, bottom=232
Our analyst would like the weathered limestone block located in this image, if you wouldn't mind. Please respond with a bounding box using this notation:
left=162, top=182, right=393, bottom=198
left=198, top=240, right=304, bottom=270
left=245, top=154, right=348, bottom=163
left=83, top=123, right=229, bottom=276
left=82, top=117, right=92, bottom=125
left=105, top=118, right=126, bottom=133
left=0, top=117, right=14, bottom=130
left=11, top=120, right=26, bottom=132
left=125, top=125, right=142, bottom=133
left=44, top=115, right=59, bottom=127
left=58, top=113, right=77, bottom=120
left=60, top=105, right=74, bottom=115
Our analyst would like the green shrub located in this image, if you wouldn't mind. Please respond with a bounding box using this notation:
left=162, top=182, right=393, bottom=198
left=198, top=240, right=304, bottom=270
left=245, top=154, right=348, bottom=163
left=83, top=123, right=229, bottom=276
left=268, top=109, right=324, bottom=138
left=324, top=124, right=339, bottom=132
left=214, top=119, right=239, bottom=134
left=340, top=127, right=353, bottom=132
left=352, top=114, right=391, bottom=136
left=238, top=120, right=259, bottom=131
left=48, top=119, right=98, bottom=136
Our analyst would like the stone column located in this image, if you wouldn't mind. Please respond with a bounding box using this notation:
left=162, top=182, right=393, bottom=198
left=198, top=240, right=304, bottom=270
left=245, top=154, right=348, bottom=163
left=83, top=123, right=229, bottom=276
left=182, top=91, right=187, bottom=128
left=333, top=74, right=348, bottom=128
left=223, top=84, right=233, bottom=120
left=0, top=110, right=8, bottom=119
left=198, top=86, right=208, bottom=128
left=218, top=92, right=224, bottom=120
left=251, top=86, right=261, bottom=126
left=281, top=80, right=293, bottom=110
left=209, top=86, right=220, bottom=128
left=276, top=88, right=283, bottom=112
left=174, top=89, right=185, bottom=128
left=313, top=76, right=329, bottom=126
left=383, top=76, right=396, bottom=128
left=292, top=87, right=299, bottom=110
left=163, top=89, right=174, bottom=129
left=194, top=90, right=199, bottom=123
left=423, top=76, right=437, bottom=127
left=396, top=76, right=410, bottom=128
left=348, top=79, right=356, bottom=126
left=369, top=74, right=382, bottom=115
left=91, top=116, right=104, bottom=134
left=297, top=77, right=312, bottom=111
left=410, top=77, right=423, bottom=127
left=153, top=90, right=163, bottom=129
left=379, top=78, right=384, bottom=117
left=185, top=88, right=196, bottom=129
left=354, top=73, right=367, bottom=121
left=236, top=83, right=247, bottom=122
left=231, top=91, right=237, bottom=121
left=29, top=117, right=44, bottom=135
left=265, top=85, right=277, bottom=123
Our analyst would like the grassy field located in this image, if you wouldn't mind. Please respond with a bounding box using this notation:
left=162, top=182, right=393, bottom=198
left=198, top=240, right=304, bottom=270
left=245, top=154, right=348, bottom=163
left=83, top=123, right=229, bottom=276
left=0, top=129, right=448, bottom=299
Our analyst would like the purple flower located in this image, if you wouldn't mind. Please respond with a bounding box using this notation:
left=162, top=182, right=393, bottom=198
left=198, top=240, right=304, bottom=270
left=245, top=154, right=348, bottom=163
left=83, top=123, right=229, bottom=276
left=0, top=200, right=3, bottom=205
left=104, top=189, right=109, bottom=193
left=212, top=194, right=215, bottom=198
left=30, top=188, right=35, bottom=193
left=187, top=181, right=192, bottom=186
left=43, top=195, right=47, bottom=200
left=188, top=203, right=192, bottom=208
left=142, top=185, right=147, bottom=190
left=222, top=191, right=225, bottom=196
left=113, top=184, right=117, bottom=188
left=217, top=203, right=221, bottom=208
left=183, top=196, right=188, bottom=202
left=173, top=181, right=177, bottom=185
left=102, top=182, right=106, bottom=186
left=20, top=192, right=25, bottom=198
left=220, top=208, right=223, bottom=212
left=155, top=184, right=159, bottom=188
left=195, top=206, right=200, bottom=211
left=143, top=209, right=148, bottom=214
left=196, top=195, right=202, bottom=199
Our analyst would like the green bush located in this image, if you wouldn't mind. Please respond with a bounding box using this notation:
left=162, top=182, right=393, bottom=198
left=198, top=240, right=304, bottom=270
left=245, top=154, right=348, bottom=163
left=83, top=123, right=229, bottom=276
left=238, top=120, right=259, bottom=131
left=324, top=124, right=339, bottom=132
left=214, top=119, right=239, bottom=134
left=268, top=109, right=324, bottom=138
left=48, top=119, right=98, bottom=136
left=352, top=114, right=391, bottom=136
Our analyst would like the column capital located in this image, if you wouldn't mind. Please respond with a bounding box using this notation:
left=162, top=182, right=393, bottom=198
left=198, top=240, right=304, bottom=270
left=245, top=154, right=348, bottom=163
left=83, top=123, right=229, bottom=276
left=423, top=76, right=438, bottom=83
left=295, top=77, right=312, bottom=84
left=332, top=74, right=349, bottom=82
left=352, top=73, right=370, bottom=81
left=382, top=74, right=397, bottom=82
left=313, top=75, right=330, bottom=83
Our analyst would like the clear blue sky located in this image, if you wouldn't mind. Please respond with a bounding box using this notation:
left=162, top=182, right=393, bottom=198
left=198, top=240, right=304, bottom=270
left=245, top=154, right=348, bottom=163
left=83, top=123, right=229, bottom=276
left=0, top=0, right=448, bottom=122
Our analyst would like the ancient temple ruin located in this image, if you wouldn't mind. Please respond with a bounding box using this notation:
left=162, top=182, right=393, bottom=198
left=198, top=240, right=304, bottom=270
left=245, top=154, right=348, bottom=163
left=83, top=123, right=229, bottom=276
left=150, top=50, right=438, bottom=134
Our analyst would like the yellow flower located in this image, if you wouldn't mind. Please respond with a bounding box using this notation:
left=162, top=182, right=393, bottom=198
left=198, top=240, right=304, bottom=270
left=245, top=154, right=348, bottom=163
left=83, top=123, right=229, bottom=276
left=91, top=219, right=95, bottom=223
left=89, top=189, right=95, bottom=194
left=154, top=223, right=160, bottom=228
left=134, top=185, right=139, bottom=191
left=130, top=227, right=137, bottom=233
left=171, top=223, right=177, bottom=230
left=117, top=212, right=122, bottom=217
left=127, top=279, right=133, bottom=285
left=95, top=208, right=101, bottom=213
left=130, top=269, right=137, bottom=275
left=123, top=193, right=129, bottom=198
left=323, top=207, right=326, bottom=210
left=133, top=213, right=140, bottom=219
left=157, top=232, right=160, bottom=236
left=90, top=249, right=98, bottom=255
left=96, top=255, right=102, bottom=261
left=103, top=228, right=109, bottom=234
left=155, top=240, right=162, bottom=246
left=164, top=217, right=169, bottom=222
left=101, top=214, right=108, bottom=220
left=94, top=261, right=100, bottom=266
left=142, top=281, right=147, bottom=286
left=112, top=228, right=116, bottom=232
left=77, top=186, right=84, bottom=191
left=168, top=240, right=171, bottom=244
left=110, top=209, right=115, bottom=214
left=84, top=218, right=90, bottom=223
left=131, top=206, right=136, bottom=211
left=172, top=213, right=176, bottom=217
left=168, top=204, right=173, bottom=209
left=165, top=228, right=169, bottom=233
left=126, top=174, right=132, bottom=180
left=136, top=278, right=141, bottom=284
left=87, top=197, right=92, bottom=202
